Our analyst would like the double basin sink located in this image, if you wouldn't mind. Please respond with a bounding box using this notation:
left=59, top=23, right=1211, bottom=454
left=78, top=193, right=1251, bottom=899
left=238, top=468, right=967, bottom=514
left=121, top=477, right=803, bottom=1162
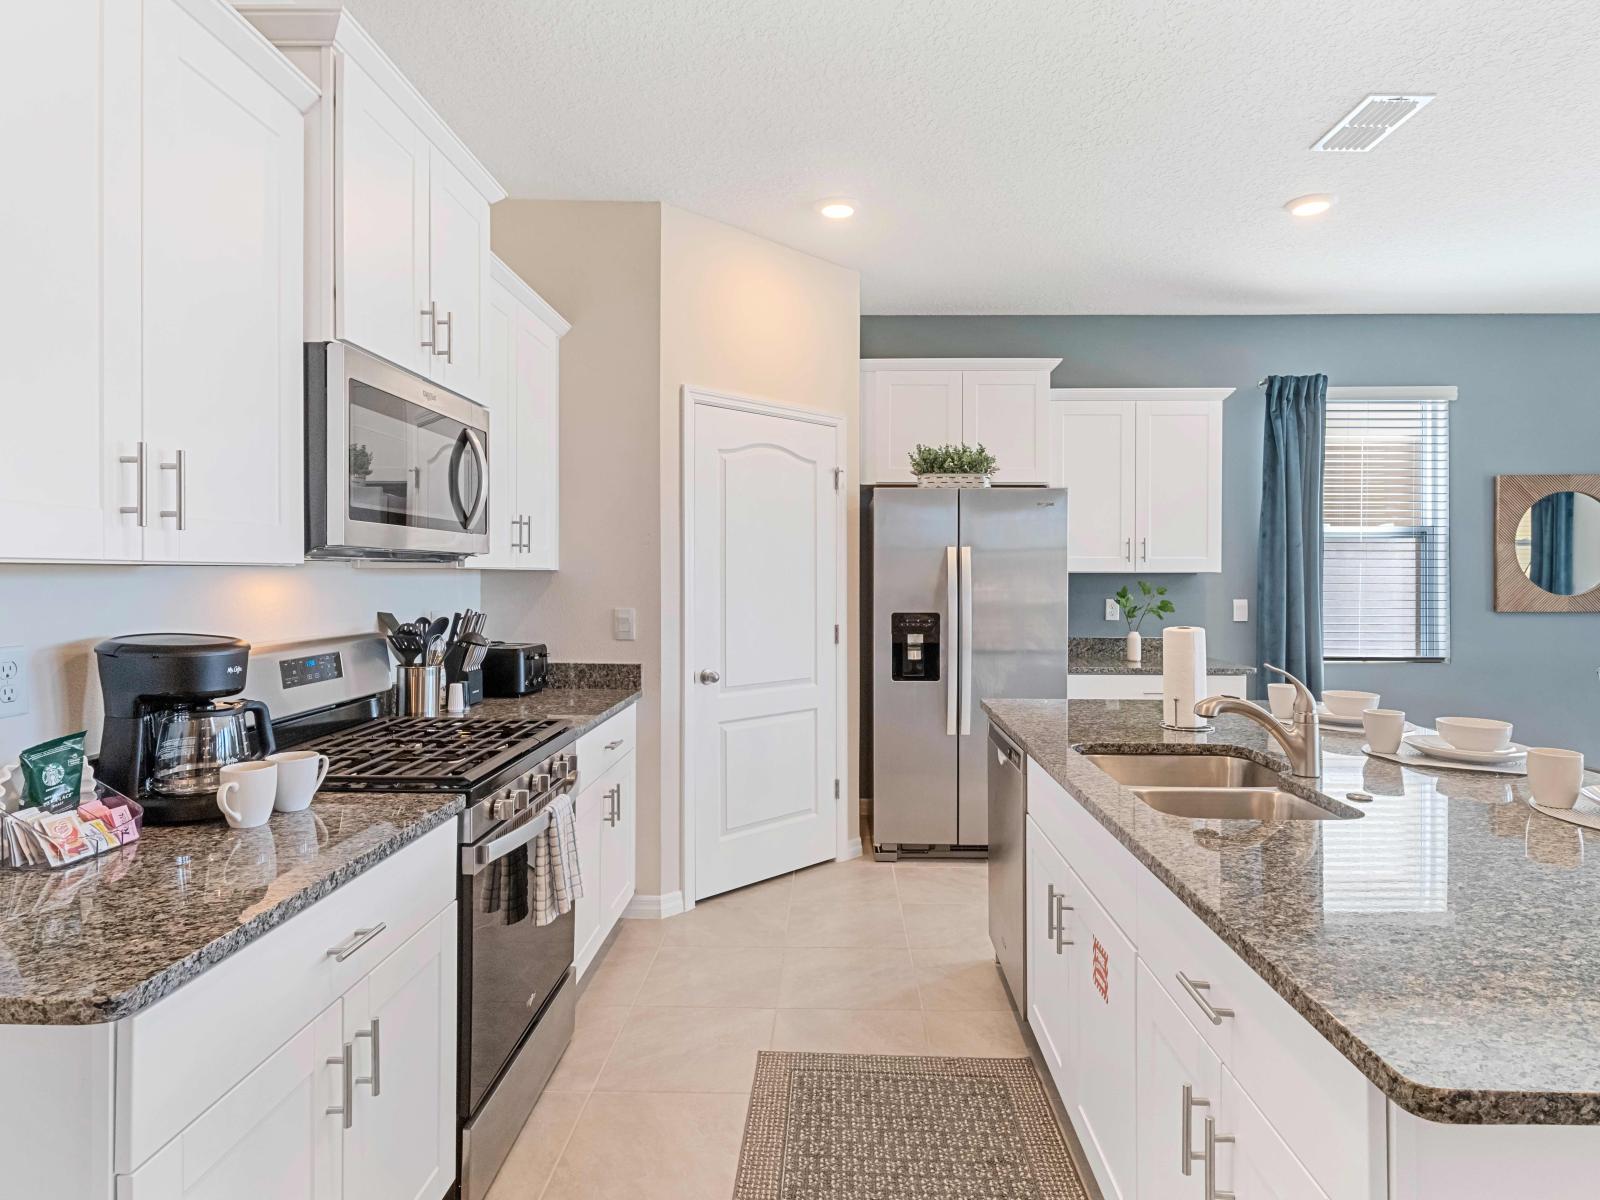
left=1083, top=753, right=1361, bottom=821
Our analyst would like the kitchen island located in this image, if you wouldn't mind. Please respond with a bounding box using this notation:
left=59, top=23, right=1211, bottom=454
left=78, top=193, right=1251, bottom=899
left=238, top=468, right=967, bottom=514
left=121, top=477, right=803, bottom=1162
left=986, top=696, right=1600, bottom=1199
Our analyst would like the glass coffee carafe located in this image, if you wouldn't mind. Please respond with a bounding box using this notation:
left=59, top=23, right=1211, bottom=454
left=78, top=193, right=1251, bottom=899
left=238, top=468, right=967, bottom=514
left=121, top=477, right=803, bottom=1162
left=146, top=700, right=276, bottom=796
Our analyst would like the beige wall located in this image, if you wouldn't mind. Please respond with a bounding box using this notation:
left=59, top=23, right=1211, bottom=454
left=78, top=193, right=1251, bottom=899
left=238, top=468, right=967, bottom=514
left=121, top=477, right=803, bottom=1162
left=487, top=200, right=860, bottom=905
left=658, top=205, right=861, bottom=898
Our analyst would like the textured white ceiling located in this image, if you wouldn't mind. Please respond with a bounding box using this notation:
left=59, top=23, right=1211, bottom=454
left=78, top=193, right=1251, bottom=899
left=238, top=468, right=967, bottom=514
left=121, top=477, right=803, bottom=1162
left=334, top=0, right=1600, bottom=314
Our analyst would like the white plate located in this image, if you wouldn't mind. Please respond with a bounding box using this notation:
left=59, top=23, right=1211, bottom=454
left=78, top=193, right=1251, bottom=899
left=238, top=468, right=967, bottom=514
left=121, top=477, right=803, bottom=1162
left=1314, top=705, right=1365, bottom=729
left=1404, top=731, right=1528, bottom=764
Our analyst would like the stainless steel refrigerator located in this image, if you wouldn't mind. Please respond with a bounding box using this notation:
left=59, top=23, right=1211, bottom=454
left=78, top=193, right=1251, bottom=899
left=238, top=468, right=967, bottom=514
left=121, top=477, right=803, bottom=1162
left=868, top=487, right=1069, bottom=856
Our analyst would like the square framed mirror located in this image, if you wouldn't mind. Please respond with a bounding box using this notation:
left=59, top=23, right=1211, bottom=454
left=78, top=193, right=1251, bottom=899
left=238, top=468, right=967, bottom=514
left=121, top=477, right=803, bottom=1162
left=1494, top=474, right=1600, bottom=612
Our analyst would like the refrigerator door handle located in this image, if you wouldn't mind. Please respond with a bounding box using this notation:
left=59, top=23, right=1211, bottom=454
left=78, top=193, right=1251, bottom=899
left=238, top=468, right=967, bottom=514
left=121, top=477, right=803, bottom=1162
left=945, top=545, right=959, bottom=736
left=959, top=545, right=974, bottom=735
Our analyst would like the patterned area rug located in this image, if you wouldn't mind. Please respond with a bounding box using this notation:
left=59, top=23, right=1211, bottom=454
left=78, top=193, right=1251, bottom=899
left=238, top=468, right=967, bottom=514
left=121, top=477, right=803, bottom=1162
left=734, top=1052, right=1091, bottom=1199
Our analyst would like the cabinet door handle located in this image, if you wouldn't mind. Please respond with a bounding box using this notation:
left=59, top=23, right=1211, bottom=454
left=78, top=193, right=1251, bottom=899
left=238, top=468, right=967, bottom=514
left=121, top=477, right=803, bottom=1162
left=1123, top=537, right=1131, bottom=563
left=118, top=443, right=147, bottom=526
left=327, top=1041, right=355, bottom=1130
left=1204, top=1115, right=1236, bottom=1200
left=158, top=449, right=187, bottom=530
left=1045, top=883, right=1060, bottom=939
left=603, top=784, right=621, bottom=826
left=1176, top=971, right=1235, bottom=1025
left=421, top=301, right=438, bottom=352
left=433, top=310, right=454, bottom=363
left=1054, top=892, right=1074, bottom=953
left=326, top=922, right=387, bottom=963
left=1140, top=536, right=1148, bottom=562
left=354, top=1018, right=381, bottom=1097
left=1181, top=1083, right=1211, bottom=1176
left=520, top=514, right=531, bottom=552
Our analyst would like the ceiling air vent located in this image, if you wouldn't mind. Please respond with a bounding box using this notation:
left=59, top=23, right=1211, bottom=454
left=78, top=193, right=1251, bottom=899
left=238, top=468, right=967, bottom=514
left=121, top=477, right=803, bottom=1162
left=1312, top=94, right=1434, bottom=152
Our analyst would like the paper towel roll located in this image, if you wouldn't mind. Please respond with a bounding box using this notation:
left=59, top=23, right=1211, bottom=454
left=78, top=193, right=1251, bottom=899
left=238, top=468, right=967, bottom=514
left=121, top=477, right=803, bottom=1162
left=1162, top=626, right=1209, bottom=729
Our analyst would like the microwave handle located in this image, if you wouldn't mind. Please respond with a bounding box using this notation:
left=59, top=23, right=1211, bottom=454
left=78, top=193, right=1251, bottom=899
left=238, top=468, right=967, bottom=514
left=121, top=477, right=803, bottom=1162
left=448, top=428, right=488, bottom=530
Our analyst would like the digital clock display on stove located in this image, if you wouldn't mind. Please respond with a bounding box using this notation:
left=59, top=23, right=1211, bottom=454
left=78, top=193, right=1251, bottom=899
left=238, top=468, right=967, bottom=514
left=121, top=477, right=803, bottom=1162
left=278, top=651, right=345, bottom=689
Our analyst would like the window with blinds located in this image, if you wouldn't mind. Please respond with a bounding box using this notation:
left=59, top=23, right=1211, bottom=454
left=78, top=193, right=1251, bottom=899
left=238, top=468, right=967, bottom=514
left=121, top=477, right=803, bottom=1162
left=1322, top=388, right=1452, bottom=661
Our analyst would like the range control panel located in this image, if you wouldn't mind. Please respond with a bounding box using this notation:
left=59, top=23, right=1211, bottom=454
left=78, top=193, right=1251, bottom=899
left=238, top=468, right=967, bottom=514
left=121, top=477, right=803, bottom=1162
left=890, top=612, right=941, bottom=681
left=278, top=651, right=345, bottom=690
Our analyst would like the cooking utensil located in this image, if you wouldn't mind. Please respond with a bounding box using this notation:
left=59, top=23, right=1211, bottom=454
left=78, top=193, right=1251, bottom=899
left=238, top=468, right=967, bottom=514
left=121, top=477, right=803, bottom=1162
left=376, top=611, right=400, bottom=636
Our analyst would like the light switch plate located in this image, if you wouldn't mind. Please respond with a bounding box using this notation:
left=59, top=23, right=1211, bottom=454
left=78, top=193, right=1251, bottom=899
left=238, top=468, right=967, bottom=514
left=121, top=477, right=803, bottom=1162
left=612, top=608, right=637, bottom=642
left=1233, top=598, right=1249, bottom=622
left=0, top=646, right=28, bottom=718
left=1105, top=598, right=1119, bottom=621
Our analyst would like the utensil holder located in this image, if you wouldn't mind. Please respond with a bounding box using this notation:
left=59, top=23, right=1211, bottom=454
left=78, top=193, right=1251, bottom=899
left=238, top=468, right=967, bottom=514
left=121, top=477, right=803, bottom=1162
left=395, top=665, right=443, bottom=717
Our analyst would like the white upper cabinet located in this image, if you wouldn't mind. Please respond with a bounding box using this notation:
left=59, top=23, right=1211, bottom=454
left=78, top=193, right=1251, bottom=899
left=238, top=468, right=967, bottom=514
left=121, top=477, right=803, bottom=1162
left=476, top=257, right=568, bottom=571
left=241, top=8, right=506, bottom=404
left=1050, top=389, right=1230, bottom=573
left=0, top=0, right=315, bottom=566
left=860, top=359, right=1059, bottom=484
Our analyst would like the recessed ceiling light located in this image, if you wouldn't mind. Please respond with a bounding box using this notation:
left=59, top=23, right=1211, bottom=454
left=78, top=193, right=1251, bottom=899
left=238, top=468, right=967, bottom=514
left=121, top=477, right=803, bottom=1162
left=1284, top=193, right=1335, bottom=217
left=816, top=199, right=855, bottom=220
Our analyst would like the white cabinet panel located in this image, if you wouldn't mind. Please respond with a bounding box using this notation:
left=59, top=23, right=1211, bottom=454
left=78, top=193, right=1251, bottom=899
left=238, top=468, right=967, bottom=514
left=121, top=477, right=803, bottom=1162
left=1, top=0, right=142, bottom=562
left=342, top=908, right=457, bottom=1200
left=1136, top=961, right=1217, bottom=1200
left=1049, top=401, right=1136, bottom=571
left=1025, top=816, right=1076, bottom=1095
left=476, top=281, right=520, bottom=569
left=868, top=370, right=963, bottom=483
left=962, top=371, right=1049, bottom=484
left=1066, top=862, right=1137, bottom=1199
left=599, top=753, right=637, bottom=930
left=573, top=778, right=605, bottom=977
left=140, top=0, right=304, bottom=564
left=1217, top=1068, right=1328, bottom=1199
left=336, top=56, right=431, bottom=376
left=425, top=147, right=490, bottom=400
left=118, top=1002, right=342, bottom=1200
left=1136, top=399, right=1223, bottom=572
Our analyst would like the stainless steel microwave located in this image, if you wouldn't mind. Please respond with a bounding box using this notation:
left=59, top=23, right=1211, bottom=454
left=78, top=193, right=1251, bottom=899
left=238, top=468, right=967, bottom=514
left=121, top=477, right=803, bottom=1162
left=305, top=342, right=489, bottom=561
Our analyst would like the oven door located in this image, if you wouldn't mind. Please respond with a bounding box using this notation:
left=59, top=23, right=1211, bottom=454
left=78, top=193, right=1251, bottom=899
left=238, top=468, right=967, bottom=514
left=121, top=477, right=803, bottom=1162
left=460, top=802, right=576, bottom=1115
left=309, top=341, right=489, bottom=560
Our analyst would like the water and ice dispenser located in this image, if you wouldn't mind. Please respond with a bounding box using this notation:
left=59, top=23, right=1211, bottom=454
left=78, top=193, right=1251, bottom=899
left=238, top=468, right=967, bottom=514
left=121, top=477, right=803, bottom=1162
left=890, top=612, right=941, bottom=681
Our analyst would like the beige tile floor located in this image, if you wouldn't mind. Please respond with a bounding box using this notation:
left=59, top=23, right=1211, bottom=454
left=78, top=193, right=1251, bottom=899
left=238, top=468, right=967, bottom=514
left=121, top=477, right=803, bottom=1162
left=485, top=854, right=1027, bottom=1200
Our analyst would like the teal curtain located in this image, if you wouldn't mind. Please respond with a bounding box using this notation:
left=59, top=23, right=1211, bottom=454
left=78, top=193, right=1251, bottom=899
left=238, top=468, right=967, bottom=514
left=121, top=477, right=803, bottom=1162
left=1529, top=491, right=1574, bottom=593
left=1257, top=375, right=1326, bottom=696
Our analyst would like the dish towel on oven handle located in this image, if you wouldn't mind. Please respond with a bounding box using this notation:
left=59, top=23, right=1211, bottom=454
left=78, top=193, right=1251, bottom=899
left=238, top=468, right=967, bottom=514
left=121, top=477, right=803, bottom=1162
left=531, top=788, right=583, bottom=926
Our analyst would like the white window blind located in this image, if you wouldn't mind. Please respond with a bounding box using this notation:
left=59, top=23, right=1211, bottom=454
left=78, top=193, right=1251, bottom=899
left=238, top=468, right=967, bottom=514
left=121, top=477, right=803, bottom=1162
left=1322, top=388, right=1451, bottom=661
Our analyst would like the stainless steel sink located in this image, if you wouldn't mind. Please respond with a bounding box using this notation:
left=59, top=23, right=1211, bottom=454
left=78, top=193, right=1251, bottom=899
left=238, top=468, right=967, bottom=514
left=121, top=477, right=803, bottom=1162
left=1084, top=753, right=1283, bottom=789
left=1083, top=753, right=1359, bottom=821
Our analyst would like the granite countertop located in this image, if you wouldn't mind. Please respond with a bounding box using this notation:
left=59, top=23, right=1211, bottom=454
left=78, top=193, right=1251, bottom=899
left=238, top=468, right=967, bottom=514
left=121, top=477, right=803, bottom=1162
left=0, top=792, right=462, bottom=1025
left=984, top=697, right=1600, bottom=1125
left=0, top=677, right=640, bottom=1027
left=1068, top=636, right=1255, bottom=677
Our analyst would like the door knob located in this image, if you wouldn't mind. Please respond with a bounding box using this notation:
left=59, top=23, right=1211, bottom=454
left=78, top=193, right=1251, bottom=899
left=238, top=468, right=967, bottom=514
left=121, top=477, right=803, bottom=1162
left=698, top=669, right=720, bottom=684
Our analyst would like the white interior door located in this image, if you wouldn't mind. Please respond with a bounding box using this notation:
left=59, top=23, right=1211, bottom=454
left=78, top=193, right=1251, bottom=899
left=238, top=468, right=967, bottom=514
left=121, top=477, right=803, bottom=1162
left=1050, top=399, right=1137, bottom=572
left=689, top=394, right=840, bottom=900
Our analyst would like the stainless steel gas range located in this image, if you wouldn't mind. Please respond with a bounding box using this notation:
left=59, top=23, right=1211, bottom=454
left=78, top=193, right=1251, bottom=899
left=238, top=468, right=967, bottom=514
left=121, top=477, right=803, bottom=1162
left=251, top=635, right=578, bottom=1200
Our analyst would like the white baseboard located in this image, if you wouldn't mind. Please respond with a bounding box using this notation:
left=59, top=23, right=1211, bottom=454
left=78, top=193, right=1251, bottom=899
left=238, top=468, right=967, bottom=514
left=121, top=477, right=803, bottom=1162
left=621, top=890, right=685, bottom=920
left=839, top=838, right=863, bottom=862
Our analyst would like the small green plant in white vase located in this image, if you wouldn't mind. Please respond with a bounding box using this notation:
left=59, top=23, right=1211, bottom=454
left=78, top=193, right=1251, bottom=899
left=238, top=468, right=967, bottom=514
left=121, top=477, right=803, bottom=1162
left=1114, top=581, right=1175, bottom=663
left=908, top=443, right=998, bottom=487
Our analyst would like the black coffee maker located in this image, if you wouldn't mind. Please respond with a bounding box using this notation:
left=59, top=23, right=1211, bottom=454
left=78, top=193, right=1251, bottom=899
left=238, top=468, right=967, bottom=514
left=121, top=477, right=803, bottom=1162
left=94, top=633, right=276, bottom=823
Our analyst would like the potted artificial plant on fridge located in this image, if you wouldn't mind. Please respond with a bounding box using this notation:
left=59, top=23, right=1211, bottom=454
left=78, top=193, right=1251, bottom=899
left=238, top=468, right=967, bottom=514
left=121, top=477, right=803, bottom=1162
left=908, top=443, right=998, bottom=488
left=1114, top=581, right=1174, bottom=663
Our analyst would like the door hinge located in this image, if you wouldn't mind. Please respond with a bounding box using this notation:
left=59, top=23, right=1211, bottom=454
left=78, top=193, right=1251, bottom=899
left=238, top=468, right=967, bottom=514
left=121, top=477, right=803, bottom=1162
left=834, top=779, right=840, bottom=799
left=834, top=624, right=840, bottom=644
left=833, top=467, right=843, bottom=491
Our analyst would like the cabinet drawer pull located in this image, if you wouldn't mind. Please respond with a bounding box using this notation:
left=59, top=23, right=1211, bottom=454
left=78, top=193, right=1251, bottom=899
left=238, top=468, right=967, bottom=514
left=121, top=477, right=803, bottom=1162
left=1204, top=1115, right=1236, bottom=1200
left=604, top=739, right=623, bottom=751
left=326, top=922, right=387, bottom=963
left=1181, top=1083, right=1210, bottom=1175
left=354, top=1018, right=381, bottom=1097
left=327, top=1041, right=355, bottom=1130
left=1176, top=971, right=1235, bottom=1025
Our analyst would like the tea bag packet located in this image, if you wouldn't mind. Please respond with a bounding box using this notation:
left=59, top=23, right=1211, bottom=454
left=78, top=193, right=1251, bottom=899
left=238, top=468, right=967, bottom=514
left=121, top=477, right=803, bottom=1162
left=20, top=733, right=87, bottom=814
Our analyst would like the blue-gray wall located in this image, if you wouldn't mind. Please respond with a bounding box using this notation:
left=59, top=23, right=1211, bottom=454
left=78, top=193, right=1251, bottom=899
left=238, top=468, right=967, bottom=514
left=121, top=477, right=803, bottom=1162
left=862, top=315, right=1600, bottom=756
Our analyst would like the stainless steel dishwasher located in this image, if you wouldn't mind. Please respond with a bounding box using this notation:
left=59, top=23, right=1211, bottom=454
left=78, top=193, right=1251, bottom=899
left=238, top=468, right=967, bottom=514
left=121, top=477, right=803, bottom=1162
left=987, top=725, right=1026, bottom=1010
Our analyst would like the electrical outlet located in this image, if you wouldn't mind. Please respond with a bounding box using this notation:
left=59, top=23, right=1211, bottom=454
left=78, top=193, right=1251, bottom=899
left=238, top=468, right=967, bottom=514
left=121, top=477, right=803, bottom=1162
left=0, top=646, right=27, bottom=718
left=1233, top=598, right=1249, bottom=622
left=1104, top=598, right=1119, bottom=621
left=613, top=607, right=637, bottom=642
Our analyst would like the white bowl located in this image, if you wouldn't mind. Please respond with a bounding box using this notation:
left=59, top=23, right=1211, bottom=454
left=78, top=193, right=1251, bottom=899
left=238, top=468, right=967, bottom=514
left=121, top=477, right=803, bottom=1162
left=1435, top=716, right=1513, bottom=753
left=1322, top=689, right=1380, bottom=718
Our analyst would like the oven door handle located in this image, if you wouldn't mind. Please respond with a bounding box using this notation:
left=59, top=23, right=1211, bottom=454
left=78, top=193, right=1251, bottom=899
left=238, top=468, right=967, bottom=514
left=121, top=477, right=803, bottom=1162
left=462, top=805, right=552, bottom=875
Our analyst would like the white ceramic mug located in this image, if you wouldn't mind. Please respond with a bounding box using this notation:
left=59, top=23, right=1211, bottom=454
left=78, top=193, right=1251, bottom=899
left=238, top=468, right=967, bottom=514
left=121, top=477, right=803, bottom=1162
left=1363, top=708, right=1406, bottom=755
left=1527, top=748, right=1585, bottom=809
left=1267, top=682, right=1297, bottom=721
left=267, top=750, right=330, bottom=813
left=216, top=760, right=278, bottom=829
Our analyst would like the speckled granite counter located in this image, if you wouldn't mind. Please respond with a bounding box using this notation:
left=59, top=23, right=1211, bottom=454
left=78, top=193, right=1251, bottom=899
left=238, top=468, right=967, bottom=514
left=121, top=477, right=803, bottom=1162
left=1068, top=636, right=1255, bottom=677
left=984, top=697, right=1600, bottom=1125
left=0, top=792, right=463, bottom=1025
left=473, top=683, right=638, bottom=729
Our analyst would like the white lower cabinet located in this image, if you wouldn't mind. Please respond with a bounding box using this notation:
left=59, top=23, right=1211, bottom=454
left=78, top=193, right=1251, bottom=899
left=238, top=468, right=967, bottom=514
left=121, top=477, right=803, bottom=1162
left=1025, top=817, right=1075, bottom=1088
left=573, top=707, right=640, bottom=977
left=1135, top=962, right=1216, bottom=1200
left=118, top=1001, right=343, bottom=1200
left=573, top=780, right=605, bottom=977
left=598, top=753, right=637, bottom=930
left=1217, top=1068, right=1327, bottom=1199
